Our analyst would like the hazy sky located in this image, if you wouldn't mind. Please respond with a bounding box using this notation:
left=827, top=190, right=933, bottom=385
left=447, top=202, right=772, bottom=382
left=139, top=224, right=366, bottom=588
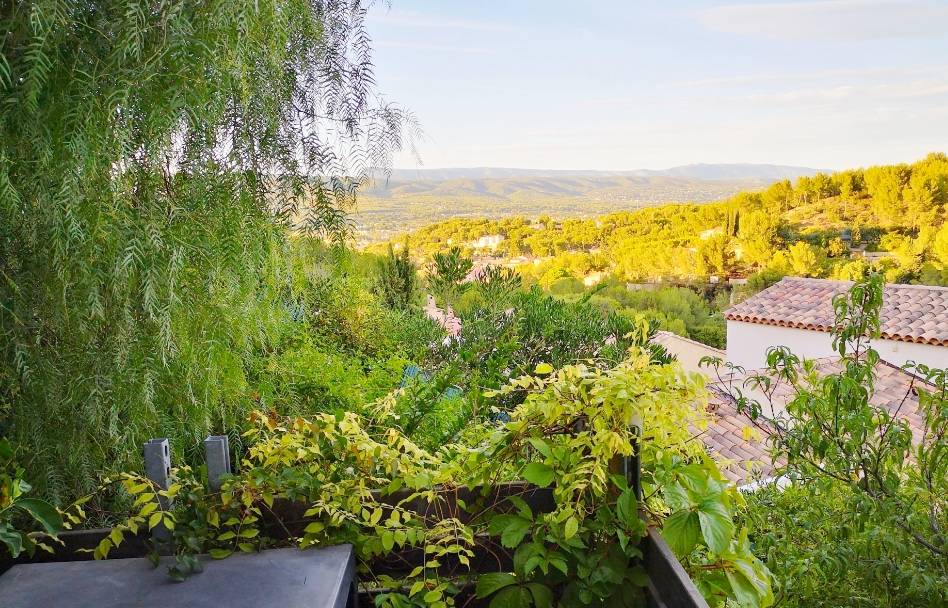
left=364, top=0, right=948, bottom=171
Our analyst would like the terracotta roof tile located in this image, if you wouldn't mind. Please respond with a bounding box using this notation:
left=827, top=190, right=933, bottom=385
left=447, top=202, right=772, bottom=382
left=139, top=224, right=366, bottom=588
left=724, top=277, right=948, bottom=346
left=701, top=357, right=932, bottom=485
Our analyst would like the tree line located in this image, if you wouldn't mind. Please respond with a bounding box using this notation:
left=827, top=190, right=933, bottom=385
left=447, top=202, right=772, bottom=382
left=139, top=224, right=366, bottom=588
left=387, top=153, right=948, bottom=287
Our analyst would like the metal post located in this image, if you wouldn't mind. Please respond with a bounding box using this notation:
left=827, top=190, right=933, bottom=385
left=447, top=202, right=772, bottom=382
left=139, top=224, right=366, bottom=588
left=627, top=425, right=642, bottom=501
left=204, top=435, right=232, bottom=491
left=143, top=438, right=172, bottom=544
left=627, top=413, right=643, bottom=501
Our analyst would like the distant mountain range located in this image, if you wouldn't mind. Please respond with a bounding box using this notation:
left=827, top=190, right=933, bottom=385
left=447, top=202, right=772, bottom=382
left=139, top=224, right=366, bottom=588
left=355, top=163, right=824, bottom=244
left=379, top=163, right=823, bottom=183
left=362, top=164, right=821, bottom=204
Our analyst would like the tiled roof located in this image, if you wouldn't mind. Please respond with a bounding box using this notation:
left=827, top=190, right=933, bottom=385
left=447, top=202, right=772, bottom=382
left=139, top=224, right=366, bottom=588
left=700, top=390, right=781, bottom=484
left=724, top=277, right=948, bottom=346
left=651, top=331, right=725, bottom=375
left=701, top=357, right=930, bottom=485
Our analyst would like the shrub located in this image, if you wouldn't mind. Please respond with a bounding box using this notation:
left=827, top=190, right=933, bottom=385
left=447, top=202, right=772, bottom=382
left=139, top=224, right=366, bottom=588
left=103, top=351, right=773, bottom=607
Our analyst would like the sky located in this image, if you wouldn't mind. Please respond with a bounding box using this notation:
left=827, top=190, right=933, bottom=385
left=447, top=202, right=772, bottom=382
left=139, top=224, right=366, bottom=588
left=363, top=0, right=948, bottom=172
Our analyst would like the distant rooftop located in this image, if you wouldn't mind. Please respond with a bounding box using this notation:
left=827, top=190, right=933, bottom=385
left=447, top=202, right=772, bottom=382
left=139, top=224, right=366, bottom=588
left=725, top=277, right=948, bottom=346
left=651, top=331, right=724, bottom=375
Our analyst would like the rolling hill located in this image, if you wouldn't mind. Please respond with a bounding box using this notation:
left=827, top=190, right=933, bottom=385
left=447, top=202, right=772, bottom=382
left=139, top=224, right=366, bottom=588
left=355, top=164, right=823, bottom=243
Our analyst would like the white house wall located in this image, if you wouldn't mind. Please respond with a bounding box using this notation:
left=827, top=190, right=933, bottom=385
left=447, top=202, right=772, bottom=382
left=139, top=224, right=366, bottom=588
left=726, top=320, right=948, bottom=371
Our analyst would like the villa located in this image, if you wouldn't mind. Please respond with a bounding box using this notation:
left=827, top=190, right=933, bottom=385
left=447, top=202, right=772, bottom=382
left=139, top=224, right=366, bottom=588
left=725, top=277, right=948, bottom=371
left=651, top=276, right=946, bottom=486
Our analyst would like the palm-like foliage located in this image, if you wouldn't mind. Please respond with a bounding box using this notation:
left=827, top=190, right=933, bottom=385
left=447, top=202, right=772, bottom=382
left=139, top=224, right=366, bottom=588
left=0, top=0, right=409, bottom=504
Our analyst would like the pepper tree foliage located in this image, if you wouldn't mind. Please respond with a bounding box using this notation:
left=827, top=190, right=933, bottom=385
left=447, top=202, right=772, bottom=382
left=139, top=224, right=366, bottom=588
left=102, top=350, right=773, bottom=607
left=0, top=0, right=413, bottom=502
left=713, top=274, right=947, bottom=606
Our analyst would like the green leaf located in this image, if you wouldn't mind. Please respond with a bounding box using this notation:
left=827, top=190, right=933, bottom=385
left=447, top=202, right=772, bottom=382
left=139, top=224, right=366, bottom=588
left=729, top=556, right=774, bottom=607
left=0, top=528, right=24, bottom=558
left=697, top=500, right=734, bottom=554
left=726, top=568, right=763, bottom=608
left=663, top=483, right=692, bottom=512
left=526, top=438, right=552, bottom=459
left=208, top=549, right=233, bottom=559
left=522, top=463, right=554, bottom=488
left=17, top=498, right=64, bottom=535
left=564, top=516, right=579, bottom=539
left=525, top=583, right=553, bottom=608
left=661, top=511, right=701, bottom=556
left=495, top=585, right=533, bottom=608
left=476, top=572, right=517, bottom=599
left=501, top=517, right=532, bottom=549
left=616, top=490, right=638, bottom=527
left=508, top=496, right=533, bottom=520
left=549, top=557, right=568, bottom=575
left=534, top=363, right=554, bottom=375
left=304, top=521, right=324, bottom=534
left=628, top=565, right=650, bottom=587
left=0, top=438, right=12, bottom=459
left=513, top=542, right=544, bottom=577
left=381, top=530, right=395, bottom=551
left=109, top=528, right=123, bottom=547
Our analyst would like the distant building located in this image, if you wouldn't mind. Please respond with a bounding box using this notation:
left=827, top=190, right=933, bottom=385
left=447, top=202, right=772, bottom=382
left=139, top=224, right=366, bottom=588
left=583, top=271, right=606, bottom=287
left=725, top=277, right=948, bottom=370
left=627, top=282, right=660, bottom=292
left=424, top=295, right=461, bottom=340
left=469, top=234, right=505, bottom=250
left=699, top=227, right=723, bottom=240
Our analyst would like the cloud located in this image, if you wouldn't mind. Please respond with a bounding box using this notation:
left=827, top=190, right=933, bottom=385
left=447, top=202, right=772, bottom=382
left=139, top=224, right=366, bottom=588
left=695, top=0, right=948, bottom=41
left=370, top=9, right=520, bottom=33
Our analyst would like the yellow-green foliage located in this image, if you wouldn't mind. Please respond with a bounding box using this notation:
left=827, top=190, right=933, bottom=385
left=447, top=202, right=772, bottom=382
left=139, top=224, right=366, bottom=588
left=106, top=351, right=773, bottom=607
left=390, top=153, right=948, bottom=286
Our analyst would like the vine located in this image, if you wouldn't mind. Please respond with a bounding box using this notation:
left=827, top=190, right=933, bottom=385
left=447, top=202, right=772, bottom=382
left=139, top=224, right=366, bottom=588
left=102, top=349, right=773, bottom=607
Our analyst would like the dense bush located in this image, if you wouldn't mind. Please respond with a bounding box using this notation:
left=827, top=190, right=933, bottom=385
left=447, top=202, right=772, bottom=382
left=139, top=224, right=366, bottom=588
left=439, top=281, right=668, bottom=405
left=743, top=483, right=946, bottom=607
left=588, top=283, right=726, bottom=349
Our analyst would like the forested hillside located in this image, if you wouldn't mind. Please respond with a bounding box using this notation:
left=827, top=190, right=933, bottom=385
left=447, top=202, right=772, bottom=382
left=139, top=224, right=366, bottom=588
left=390, top=153, right=948, bottom=287
left=353, top=166, right=819, bottom=242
